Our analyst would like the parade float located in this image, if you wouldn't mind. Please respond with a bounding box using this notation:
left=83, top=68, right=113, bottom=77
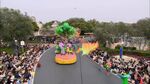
left=55, top=22, right=77, bottom=64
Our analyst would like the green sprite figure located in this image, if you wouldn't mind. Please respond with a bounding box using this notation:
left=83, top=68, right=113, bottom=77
left=118, top=73, right=130, bottom=84
left=55, top=45, right=61, bottom=54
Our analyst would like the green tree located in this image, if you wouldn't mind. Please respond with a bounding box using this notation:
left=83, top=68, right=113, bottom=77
left=43, top=21, right=54, bottom=29
left=43, top=21, right=60, bottom=29
left=136, top=18, right=150, bottom=39
left=87, top=19, right=100, bottom=31
left=66, top=18, right=90, bottom=34
left=0, top=8, right=34, bottom=42
left=32, top=22, right=39, bottom=31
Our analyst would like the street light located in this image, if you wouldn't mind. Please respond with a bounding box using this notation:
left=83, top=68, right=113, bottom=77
left=14, top=40, right=19, bottom=56
left=20, top=40, right=25, bottom=52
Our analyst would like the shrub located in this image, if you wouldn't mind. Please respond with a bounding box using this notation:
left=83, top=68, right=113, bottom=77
left=103, top=46, right=150, bottom=57
left=0, top=47, right=13, bottom=54
left=115, top=45, right=136, bottom=51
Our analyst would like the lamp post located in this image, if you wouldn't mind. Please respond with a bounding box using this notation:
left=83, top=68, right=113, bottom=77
left=14, top=40, right=19, bottom=56
left=20, top=40, right=25, bottom=53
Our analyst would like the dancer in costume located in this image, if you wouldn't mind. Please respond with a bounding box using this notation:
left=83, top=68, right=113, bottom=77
left=118, top=73, right=130, bottom=84
left=55, top=42, right=61, bottom=54
left=66, top=42, right=73, bottom=54
left=59, top=41, right=65, bottom=55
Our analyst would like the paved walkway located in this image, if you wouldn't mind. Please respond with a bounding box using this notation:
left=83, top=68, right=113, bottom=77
left=34, top=48, right=121, bottom=84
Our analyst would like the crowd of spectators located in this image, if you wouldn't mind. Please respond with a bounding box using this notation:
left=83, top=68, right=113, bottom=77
left=89, top=48, right=150, bottom=84
left=0, top=44, right=50, bottom=84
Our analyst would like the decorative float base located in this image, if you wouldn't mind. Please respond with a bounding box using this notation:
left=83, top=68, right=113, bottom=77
left=55, top=53, right=77, bottom=64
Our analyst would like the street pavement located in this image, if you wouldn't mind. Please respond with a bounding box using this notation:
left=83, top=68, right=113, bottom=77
left=34, top=48, right=121, bottom=84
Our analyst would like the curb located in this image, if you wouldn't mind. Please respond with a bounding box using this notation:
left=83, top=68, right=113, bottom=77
left=31, top=48, right=52, bottom=84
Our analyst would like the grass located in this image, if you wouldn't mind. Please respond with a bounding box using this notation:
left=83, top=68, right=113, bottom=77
left=0, top=47, right=27, bottom=55
left=101, top=47, right=150, bottom=57
left=99, top=43, right=150, bottom=57
left=0, top=47, right=14, bottom=54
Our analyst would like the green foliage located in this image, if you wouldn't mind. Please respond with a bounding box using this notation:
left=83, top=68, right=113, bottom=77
left=55, top=22, right=76, bottom=38
left=123, top=50, right=150, bottom=57
left=62, top=18, right=150, bottom=45
left=43, top=21, right=53, bottom=29
left=0, top=47, right=13, bottom=54
left=65, top=18, right=93, bottom=34
left=136, top=18, right=150, bottom=39
left=115, top=45, right=136, bottom=51
left=32, top=22, right=39, bottom=31
left=43, top=21, right=60, bottom=29
left=0, top=7, right=34, bottom=42
left=102, top=47, right=150, bottom=57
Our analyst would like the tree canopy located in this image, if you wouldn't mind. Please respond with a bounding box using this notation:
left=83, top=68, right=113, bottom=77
left=60, top=18, right=150, bottom=44
left=0, top=8, right=36, bottom=42
left=136, top=18, right=150, bottom=39
left=32, top=22, right=39, bottom=31
left=2, top=8, right=146, bottom=45
left=43, top=21, right=54, bottom=29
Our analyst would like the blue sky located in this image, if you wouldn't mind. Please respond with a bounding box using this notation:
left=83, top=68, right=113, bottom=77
left=1, top=0, right=149, bottom=23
